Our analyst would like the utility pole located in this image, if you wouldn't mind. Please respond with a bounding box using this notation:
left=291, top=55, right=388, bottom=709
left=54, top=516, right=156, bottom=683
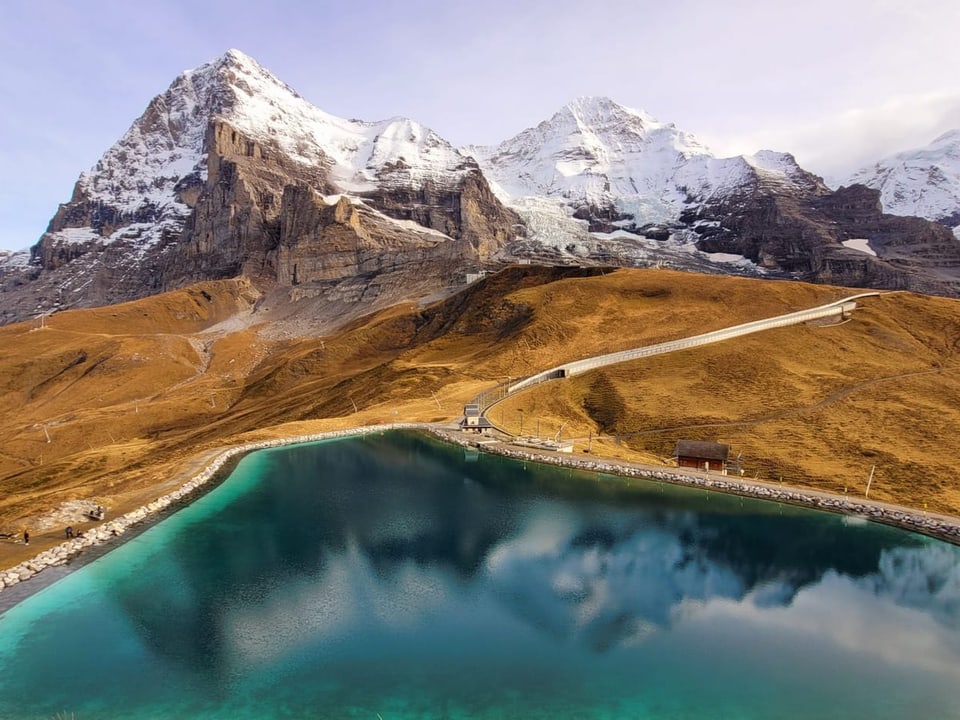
left=865, top=465, right=876, bottom=498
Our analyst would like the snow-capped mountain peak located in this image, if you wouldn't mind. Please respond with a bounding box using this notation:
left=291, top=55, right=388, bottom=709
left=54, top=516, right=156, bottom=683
left=182, top=51, right=470, bottom=189
left=49, top=50, right=474, bottom=254
left=558, top=96, right=656, bottom=133
left=470, top=97, right=706, bottom=209
left=64, top=52, right=245, bottom=252
left=847, top=131, right=960, bottom=227
left=930, top=129, right=960, bottom=150
left=466, top=95, right=812, bottom=244
left=72, top=47, right=311, bottom=226
left=206, top=47, right=302, bottom=101
left=9, top=49, right=959, bottom=326
left=480, top=96, right=712, bottom=170
left=557, top=96, right=712, bottom=158
left=216, top=48, right=277, bottom=74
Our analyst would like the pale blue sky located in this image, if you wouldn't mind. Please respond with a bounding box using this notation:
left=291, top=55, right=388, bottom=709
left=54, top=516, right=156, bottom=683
left=3, top=0, right=960, bottom=251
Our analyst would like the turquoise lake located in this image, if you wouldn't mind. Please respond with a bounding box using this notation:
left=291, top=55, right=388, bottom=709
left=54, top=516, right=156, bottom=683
left=1, top=430, right=959, bottom=719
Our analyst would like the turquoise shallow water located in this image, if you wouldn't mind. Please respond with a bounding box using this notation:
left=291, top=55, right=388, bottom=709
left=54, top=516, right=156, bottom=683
left=1, top=430, right=960, bottom=719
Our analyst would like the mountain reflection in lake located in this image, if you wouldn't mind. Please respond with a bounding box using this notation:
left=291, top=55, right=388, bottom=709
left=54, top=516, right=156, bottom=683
left=1, top=431, right=959, bottom=719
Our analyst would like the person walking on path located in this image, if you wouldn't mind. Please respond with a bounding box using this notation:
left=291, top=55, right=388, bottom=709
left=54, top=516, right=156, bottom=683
left=23, top=530, right=29, bottom=545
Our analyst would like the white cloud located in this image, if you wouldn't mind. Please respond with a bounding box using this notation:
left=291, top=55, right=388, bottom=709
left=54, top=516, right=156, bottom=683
left=704, top=93, right=960, bottom=185
left=687, top=567, right=960, bottom=678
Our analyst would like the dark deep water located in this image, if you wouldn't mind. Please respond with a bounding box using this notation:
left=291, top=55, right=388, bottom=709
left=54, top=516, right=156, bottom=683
left=1, top=430, right=959, bottom=719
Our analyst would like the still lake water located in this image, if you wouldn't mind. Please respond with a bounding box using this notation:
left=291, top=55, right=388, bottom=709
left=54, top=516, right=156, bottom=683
left=1, top=431, right=960, bottom=719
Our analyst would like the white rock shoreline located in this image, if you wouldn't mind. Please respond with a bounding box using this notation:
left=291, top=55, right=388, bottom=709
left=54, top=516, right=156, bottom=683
left=3, top=423, right=959, bottom=598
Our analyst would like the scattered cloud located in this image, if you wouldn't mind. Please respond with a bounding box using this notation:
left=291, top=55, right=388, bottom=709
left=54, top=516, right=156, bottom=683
left=706, top=93, right=960, bottom=185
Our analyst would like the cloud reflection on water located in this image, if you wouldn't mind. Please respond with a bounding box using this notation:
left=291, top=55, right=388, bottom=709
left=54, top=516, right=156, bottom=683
left=213, top=443, right=960, bottom=676
left=3, top=432, right=960, bottom=718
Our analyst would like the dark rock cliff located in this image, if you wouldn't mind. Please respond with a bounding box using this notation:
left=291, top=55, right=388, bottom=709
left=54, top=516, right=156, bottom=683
left=275, top=187, right=469, bottom=287
left=688, top=183, right=960, bottom=295
left=0, top=120, right=518, bottom=325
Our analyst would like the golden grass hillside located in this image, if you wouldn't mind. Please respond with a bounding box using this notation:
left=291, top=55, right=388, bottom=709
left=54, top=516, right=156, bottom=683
left=2, top=266, right=959, bottom=567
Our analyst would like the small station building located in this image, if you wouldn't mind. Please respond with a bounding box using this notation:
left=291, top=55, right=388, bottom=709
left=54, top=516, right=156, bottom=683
left=674, top=440, right=730, bottom=473
left=460, top=403, right=495, bottom=433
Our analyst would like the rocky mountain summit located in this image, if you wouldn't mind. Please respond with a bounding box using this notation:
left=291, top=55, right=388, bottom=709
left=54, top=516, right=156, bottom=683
left=469, top=96, right=960, bottom=295
left=469, top=96, right=820, bottom=230
left=3, top=51, right=960, bottom=324
left=0, top=50, right=517, bottom=325
left=848, top=130, right=960, bottom=231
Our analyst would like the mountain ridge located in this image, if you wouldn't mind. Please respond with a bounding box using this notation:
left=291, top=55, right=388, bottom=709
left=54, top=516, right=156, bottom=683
left=468, top=95, right=821, bottom=217
left=3, top=49, right=960, bottom=325
left=847, top=130, right=960, bottom=230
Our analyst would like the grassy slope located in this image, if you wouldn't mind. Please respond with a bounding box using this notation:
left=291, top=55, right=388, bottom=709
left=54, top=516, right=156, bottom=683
left=1, top=266, right=959, bottom=566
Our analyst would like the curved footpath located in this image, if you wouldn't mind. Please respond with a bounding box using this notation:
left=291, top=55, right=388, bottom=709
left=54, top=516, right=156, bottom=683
left=475, top=292, right=879, bottom=411
left=2, top=423, right=959, bottom=599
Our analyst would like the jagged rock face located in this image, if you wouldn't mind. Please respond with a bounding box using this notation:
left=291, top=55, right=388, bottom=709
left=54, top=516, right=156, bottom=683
left=360, top=168, right=519, bottom=259
left=0, top=51, right=517, bottom=324
left=5, top=53, right=960, bottom=325
left=692, top=193, right=833, bottom=273
left=276, top=189, right=468, bottom=287
left=162, top=120, right=334, bottom=285
left=162, top=119, right=515, bottom=290
left=691, top=183, right=960, bottom=294
left=817, top=186, right=960, bottom=291
left=456, top=170, right=522, bottom=259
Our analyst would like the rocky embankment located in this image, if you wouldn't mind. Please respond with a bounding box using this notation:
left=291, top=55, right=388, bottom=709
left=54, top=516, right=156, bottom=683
left=0, top=424, right=427, bottom=595
left=4, top=424, right=960, bottom=597
left=454, top=436, right=960, bottom=544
